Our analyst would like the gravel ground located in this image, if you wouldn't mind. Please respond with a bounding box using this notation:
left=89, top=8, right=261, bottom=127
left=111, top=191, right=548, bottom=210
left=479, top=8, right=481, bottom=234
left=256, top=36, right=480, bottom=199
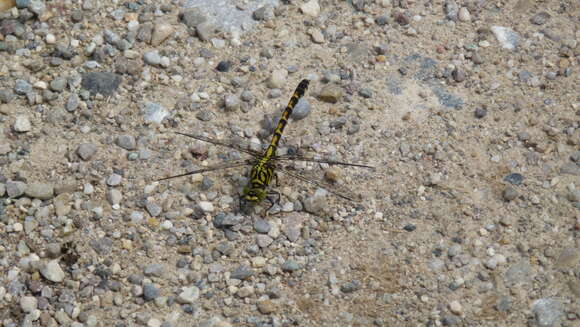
left=0, top=0, right=579, bottom=326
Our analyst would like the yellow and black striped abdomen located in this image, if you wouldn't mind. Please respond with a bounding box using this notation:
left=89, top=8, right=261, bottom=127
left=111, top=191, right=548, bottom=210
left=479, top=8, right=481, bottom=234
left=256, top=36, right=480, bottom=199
left=263, top=79, right=309, bottom=160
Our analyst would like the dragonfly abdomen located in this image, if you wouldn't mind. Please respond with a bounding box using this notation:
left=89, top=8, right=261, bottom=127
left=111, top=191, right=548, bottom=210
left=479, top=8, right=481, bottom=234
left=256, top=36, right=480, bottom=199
left=263, top=79, right=310, bottom=160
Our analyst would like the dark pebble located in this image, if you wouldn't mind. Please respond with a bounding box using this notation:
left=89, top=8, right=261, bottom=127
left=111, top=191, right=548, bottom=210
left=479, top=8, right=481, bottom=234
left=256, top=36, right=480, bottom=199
left=530, top=12, right=550, bottom=25
left=81, top=72, right=122, bottom=96
left=403, top=224, right=416, bottom=232
left=504, top=173, right=524, bottom=186
left=474, top=107, right=487, bottom=118
left=230, top=265, right=253, bottom=280
left=143, top=283, right=159, bottom=301
left=281, top=259, right=301, bottom=272
left=340, top=280, right=362, bottom=293
left=216, top=60, right=231, bottom=72
left=452, top=68, right=466, bottom=82
left=502, top=186, right=518, bottom=201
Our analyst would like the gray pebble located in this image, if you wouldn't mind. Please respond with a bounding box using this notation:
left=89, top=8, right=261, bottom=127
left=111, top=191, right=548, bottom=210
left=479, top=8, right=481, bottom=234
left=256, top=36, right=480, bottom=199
left=224, top=94, right=240, bottom=112
left=81, top=72, right=122, bottom=96
left=106, top=189, right=122, bottom=205
left=6, top=181, right=27, bottom=198
left=281, top=259, right=301, bottom=272
left=13, top=115, right=32, bottom=132
left=444, top=0, right=459, bottom=21
left=256, top=234, right=273, bottom=248
left=196, top=22, right=216, bottom=42
left=560, top=163, right=580, bottom=176
left=230, top=265, right=253, bottom=280
left=144, top=263, right=165, bottom=277
left=504, top=259, right=531, bottom=286
left=177, top=286, right=199, bottom=304
left=340, top=280, right=361, bottom=293
left=0, top=89, right=16, bottom=103
left=179, top=8, right=207, bottom=28
left=532, top=298, right=563, bottom=327
left=254, top=219, right=271, bottom=234
left=106, top=174, right=122, bottom=186
left=531, top=12, right=550, bottom=25
left=115, top=135, right=137, bottom=151
left=146, top=202, right=162, bottom=217
left=452, top=68, right=466, bottom=82
left=570, top=151, right=580, bottom=163
left=143, top=51, right=161, bottom=66
left=291, top=98, right=310, bottom=120
left=253, top=5, right=274, bottom=21
left=41, top=260, right=65, bottom=282
left=28, top=0, right=46, bottom=16
left=77, top=143, right=97, bottom=161
left=49, top=78, right=67, bottom=92
left=143, top=283, right=159, bottom=301
left=502, top=186, right=518, bottom=201
left=142, top=102, right=169, bottom=124
left=16, top=0, right=30, bottom=9
left=66, top=94, right=80, bottom=112
left=25, top=183, right=54, bottom=200
left=20, top=296, right=37, bottom=313
left=14, top=79, right=32, bottom=95
left=504, top=173, right=523, bottom=185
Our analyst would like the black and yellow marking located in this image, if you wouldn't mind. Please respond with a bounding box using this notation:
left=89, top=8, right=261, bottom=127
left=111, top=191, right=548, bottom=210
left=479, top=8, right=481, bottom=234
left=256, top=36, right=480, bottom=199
left=159, top=79, right=373, bottom=213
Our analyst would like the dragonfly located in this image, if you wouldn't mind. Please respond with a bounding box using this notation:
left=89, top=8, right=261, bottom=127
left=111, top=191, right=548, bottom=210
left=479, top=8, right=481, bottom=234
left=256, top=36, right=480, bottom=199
left=159, top=79, right=374, bottom=213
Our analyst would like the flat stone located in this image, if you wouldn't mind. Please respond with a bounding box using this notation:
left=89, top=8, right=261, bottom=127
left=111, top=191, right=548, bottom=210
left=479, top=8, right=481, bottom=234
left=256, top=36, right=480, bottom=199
left=25, top=182, right=54, bottom=200
left=77, top=143, right=97, bottom=161
left=151, top=23, right=174, bottom=46
left=6, top=181, right=27, bottom=198
left=177, top=286, right=199, bottom=304
left=41, top=260, right=65, bottom=282
left=300, top=0, right=320, bottom=17
left=13, top=115, right=32, bottom=132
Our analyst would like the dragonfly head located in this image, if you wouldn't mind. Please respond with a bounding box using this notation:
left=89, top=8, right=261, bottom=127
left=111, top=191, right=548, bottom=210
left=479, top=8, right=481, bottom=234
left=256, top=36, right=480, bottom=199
left=239, top=186, right=267, bottom=213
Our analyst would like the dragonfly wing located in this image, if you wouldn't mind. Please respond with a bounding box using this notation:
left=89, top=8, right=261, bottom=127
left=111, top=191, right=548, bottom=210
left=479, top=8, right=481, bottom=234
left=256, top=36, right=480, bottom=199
left=157, top=159, right=253, bottom=181
left=274, top=154, right=374, bottom=169
left=174, top=132, right=262, bottom=157
left=277, top=166, right=358, bottom=202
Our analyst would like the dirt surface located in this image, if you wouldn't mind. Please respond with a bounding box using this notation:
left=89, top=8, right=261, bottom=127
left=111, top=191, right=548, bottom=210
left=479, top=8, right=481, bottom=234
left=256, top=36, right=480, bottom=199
left=0, top=0, right=579, bottom=326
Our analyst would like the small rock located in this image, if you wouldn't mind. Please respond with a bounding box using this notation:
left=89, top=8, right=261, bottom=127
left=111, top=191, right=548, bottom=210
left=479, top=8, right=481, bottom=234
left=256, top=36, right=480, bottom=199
left=0, top=89, right=16, bottom=103
left=41, top=260, right=65, bottom=282
left=25, top=183, right=54, bottom=200
left=474, top=107, right=487, bottom=118
left=224, top=95, right=240, bottom=112
left=6, top=181, right=27, bottom=198
left=340, top=280, right=361, bottom=293
left=491, top=26, right=519, bottom=51
left=257, top=299, right=277, bottom=314
left=20, top=296, right=37, bottom=313
left=449, top=300, right=463, bottom=315
left=13, top=115, right=32, bottom=132
left=253, top=5, right=274, bottom=21
left=281, top=259, right=301, bottom=272
left=106, top=174, right=122, bottom=186
left=143, top=283, right=159, bottom=301
left=291, top=98, right=310, bottom=120
left=107, top=189, right=122, bottom=205
left=179, top=8, right=207, bottom=28
left=143, top=51, right=161, bottom=66
left=230, top=265, right=253, bottom=280
left=151, top=23, right=174, bottom=46
left=267, top=69, right=288, bottom=89
left=504, top=173, right=524, bottom=186
left=49, top=78, right=66, bottom=92
left=115, top=135, right=137, bottom=151
left=81, top=72, right=122, bottom=96
left=318, top=84, right=343, bottom=103
left=531, top=12, right=550, bottom=25
left=177, top=286, right=200, bottom=304
left=66, top=94, right=80, bottom=112
left=146, top=202, right=162, bottom=217
left=216, top=61, right=231, bottom=72
left=458, top=7, right=470, bottom=22
left=14, top=79, right=32, bottom=95
left=196, top=22, right=216, bottom=41
left=309, top=29, right=325, bottom=43
left=300, top=0, right=320, bottom=17
left=77, top=143, right=97, bottom=161
left=560, top=163, right=580, bottom=176
left=452, top=68, right=466, bottom=82
left=198, top=201, right=214, bottom=212
left=444, top=0, right=458, bottom=21
left=502, top=186, right=518, bottom=201
left=144, top=263, right=165, bottom=277
left=555, top=247, right=579, bottom=268
left=256, top=234, right=273, bottom=248
left=254, top=219, right=271, bottom=234
left=141, top=102, right=168, bottom=124
left=532, top=298, right=563, bottom=327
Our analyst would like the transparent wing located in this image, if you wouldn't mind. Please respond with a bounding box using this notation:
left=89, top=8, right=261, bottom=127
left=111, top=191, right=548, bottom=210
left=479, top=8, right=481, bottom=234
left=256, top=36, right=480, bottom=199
left=174, top=132, right=262, bottom=157
left=157, top=159, right=253, bottom=181
left=274, top=154, right=374, bottom=169
left=277, top=166, right=359, bottom=202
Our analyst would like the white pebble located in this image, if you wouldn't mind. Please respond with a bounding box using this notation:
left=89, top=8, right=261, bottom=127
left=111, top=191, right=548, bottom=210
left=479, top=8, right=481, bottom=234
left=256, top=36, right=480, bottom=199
left=45, top=34, right=56, bottom=44
left=300, top=0, right=320, bottom=17
left=20, top=296, right=38, bottom=313
left=13, top=115, right=32, bottom=132
left=33, top=81, right=47, bottom=89
left=160, top=220, right=173, bottom=230
left=83, top=183, right=94, bottom=194
left=13, top=223, right=23, bottom=232
left=198, top=201, right=214, bottom=212
left=458, top=7, right=471, bottom=22
left=449, top=300, right=463, bottom=314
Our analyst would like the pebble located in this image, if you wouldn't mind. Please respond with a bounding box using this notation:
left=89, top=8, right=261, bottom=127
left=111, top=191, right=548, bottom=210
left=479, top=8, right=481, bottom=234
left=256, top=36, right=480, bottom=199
left=143, top=283, right=160, bottom=301
left=40, top=260, right=65, bottom=282
left=81, top=72, right=122, bottom=96
left=115, top=135, right=137, bottom=150
left=25, top=183, right=54, bottom=200
left=449, top=300, right=463, bottom=315
left=224, top=94, right=240, bottom=112
left=6, top=181, right=27, bottom=198
left=177, top=286, right=200, bottom=304
left=457, top=7, right=471, bottom=22
left=291, top=98, right=310, bottom=120
left=107, top=189, right=122, bottom=206
left=198, top=201, right=214, bottom=212
left=485, top=254, right=506, bottom=269
left=502, top=186, right=518, bottom=201
left=257, top=299, right=277, bottom=314
left=146, top=202, right=162, bottom=217
left=216, top=61, right=231, bottom=72
left=474, top=107, right=487, bottom=118
left=254, top=219, right=271, bottom=234
left=444, top=0, right=458, bottom=21
left=253, top=5, right=274, bottom=21
left=281, top=259, right=301, bottom=272
left=144, top=50, right=162, bottom=66
left=77, top=143, right=97, bottom=161
left=49, top=78, right=66, bottom=92
left=66, top=94, right=80, bottom=112
left=256, top=234, right=273, bottom=248
left=532, top=298, right=563, bottom=327
left=230, top=265, right=253, bottom=280
left=106, top=174, right=122, bottom=186
left=531, top=12, right=550, bottom=25
left=0, top=89, right=16, bottom=103
left=141, top=102, right=168, bottom=124
left=504, top=173, right=523, bottom=186
left=14, top=79, right=32, bottom=95
left=267, top=69, right=288, bottom=89
left=144, top=263, right=165, bottom=277
left=13, top=115, right=32, bottom=132
left=300, top=0, right=320, bottom=17
left=151, top=23, right=174, bottom=46
left=20, top=296, right=37, bottom=313
left=196, top=22, right=216, bottom=41
left=318, top=84, right=343, bottom=103
left=491, top=26, right=520, bottom=51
